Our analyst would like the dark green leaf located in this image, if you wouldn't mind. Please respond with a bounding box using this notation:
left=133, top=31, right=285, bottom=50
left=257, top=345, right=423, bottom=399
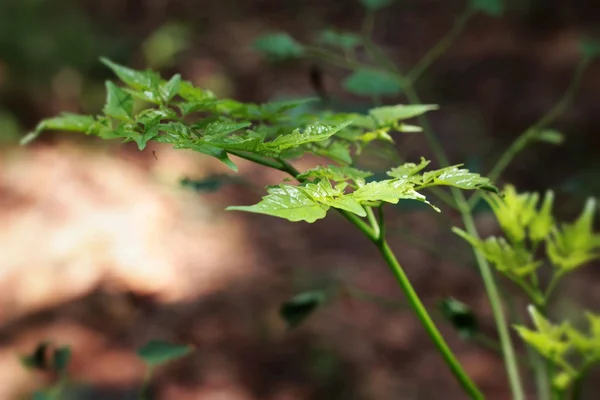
left=181, top=175, right=230, bottom=193
left=360, top=0, right=395, bottom=11
left=253, top=33, right=304, bottom=61
left=280, top=290, right=326, bottom=328
left=318, top=29, right=362, bottom=50
left=178, top=100, right=219, bottom=115
left=136, top=340, right=192, bottom=367
left=104, top=81, right=133, bottom=120
left=344, top=69, right=402, bottom=97
left=100, top=57, right=160, bottom=91
left=469, top=0, right=504, bottom=16
left=579, top=39, right=600, bottom=58
left=20, top=341, right=49, bottom=371
left=439, top=297, right=478, bottom=339
left=52, top=346, right=72, bottom=373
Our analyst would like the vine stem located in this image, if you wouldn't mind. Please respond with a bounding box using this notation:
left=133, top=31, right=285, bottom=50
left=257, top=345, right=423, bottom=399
left=405, top=8, right=475, bottom=85
left=468, top=55, right=592, bottom=209
left=375, top=239, right=484, bottom=399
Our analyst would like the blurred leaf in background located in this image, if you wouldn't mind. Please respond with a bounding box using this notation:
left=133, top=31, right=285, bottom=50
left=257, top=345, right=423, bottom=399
left=143, top=23, right=191, bottom=70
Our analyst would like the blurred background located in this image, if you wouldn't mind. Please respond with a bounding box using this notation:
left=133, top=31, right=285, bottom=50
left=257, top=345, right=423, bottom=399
left=1, top=0, right=599, bottom=398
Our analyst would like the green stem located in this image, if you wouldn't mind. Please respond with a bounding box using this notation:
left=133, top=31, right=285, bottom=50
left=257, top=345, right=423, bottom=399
left=543, top=272, right=565, bottom=305
left=376, top=239, right=484, bottom=398
left=365, top=206, right=381, bottom=239
left=228, top=149, right=285, bottom=170
left=138, top=367, right=154, bottom=400
left=468, top=55, right=592, bottom=209
left=458, top=204, right=525, bottom=400
left=405, top=8, right=475, bottom=85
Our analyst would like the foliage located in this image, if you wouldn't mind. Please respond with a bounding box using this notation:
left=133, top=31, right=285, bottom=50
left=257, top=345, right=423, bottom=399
left=515, top=306, right=600, bottom=392
left=21, top=0, right=600, bottom=398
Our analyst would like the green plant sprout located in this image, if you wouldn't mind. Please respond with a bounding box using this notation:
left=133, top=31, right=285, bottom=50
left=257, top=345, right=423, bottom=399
left=22, top=0, right=600, bottom=398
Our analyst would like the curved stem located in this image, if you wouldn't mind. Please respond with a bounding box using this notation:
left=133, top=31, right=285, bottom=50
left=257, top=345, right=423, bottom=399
left=468, top=55, right=592, bottom=209
left=365, top=206, right=381, bottom=238
left=376, top=239, right=484, bottom=398
left=405, top=8, right=475, bottom=85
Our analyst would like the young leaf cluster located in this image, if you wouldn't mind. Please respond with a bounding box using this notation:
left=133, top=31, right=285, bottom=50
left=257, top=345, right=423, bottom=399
left=515, top=306, right=600, bottom=392
left=454, top=185, right=599, bottom=307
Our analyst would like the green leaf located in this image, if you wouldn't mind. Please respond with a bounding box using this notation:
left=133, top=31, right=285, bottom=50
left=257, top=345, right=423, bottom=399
left=227, top=184, right=328, bottom=223
left=532, top=129, right=564, bottom=145
left=453, top=228, right=541, bottom=277
left=267, top=122, right=351, bottom=152
left=176, top=142, right=238, bottom=172
left=160, top=74, right=182, bottom=102
left=181, top=175, right=231, bottom=193
left=469, top=0, right=504, bottom=17
left=177, top=80, right=216, bottom=102
left=280, top=290, right=326, bottom=328
left=360, top=0, right=395, bottom=11
left=253, top=33, right=304, bottom=61
left=369, top=104, right=438, bottom=126
left=20, top=341, right=50, bottom=371
left=52, top=346, right=72, bottom=373
left=514, top=326, right=570, bottom=361
left=136, top=340, right=192, bottom=367
left=100, top=57, right=160, bottom=91
left=438, top=297, right=478, bottom=339
left=318, top=29, right=362, bottom=50
left=343, top=69, right=402, bottom=97
left=313, top=141, right=353, bottom=164
left=203, top=121, right=252, bottom=136
left=421, top=165, right=498, bottom=192
left=21, top=113, right=100, bottom=145
left=580, top=39, right=600, bottom=58
left=103, top=81, right=134, bottom=120
left=297, top=165, right=373, bottom=184
left=529, top=190, right=555, bottom=243
left=351, top=179, right=439, bottom=211
left=546, top=198, right=600, bottom=271
left=387, top=158, right=431, bottom=179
